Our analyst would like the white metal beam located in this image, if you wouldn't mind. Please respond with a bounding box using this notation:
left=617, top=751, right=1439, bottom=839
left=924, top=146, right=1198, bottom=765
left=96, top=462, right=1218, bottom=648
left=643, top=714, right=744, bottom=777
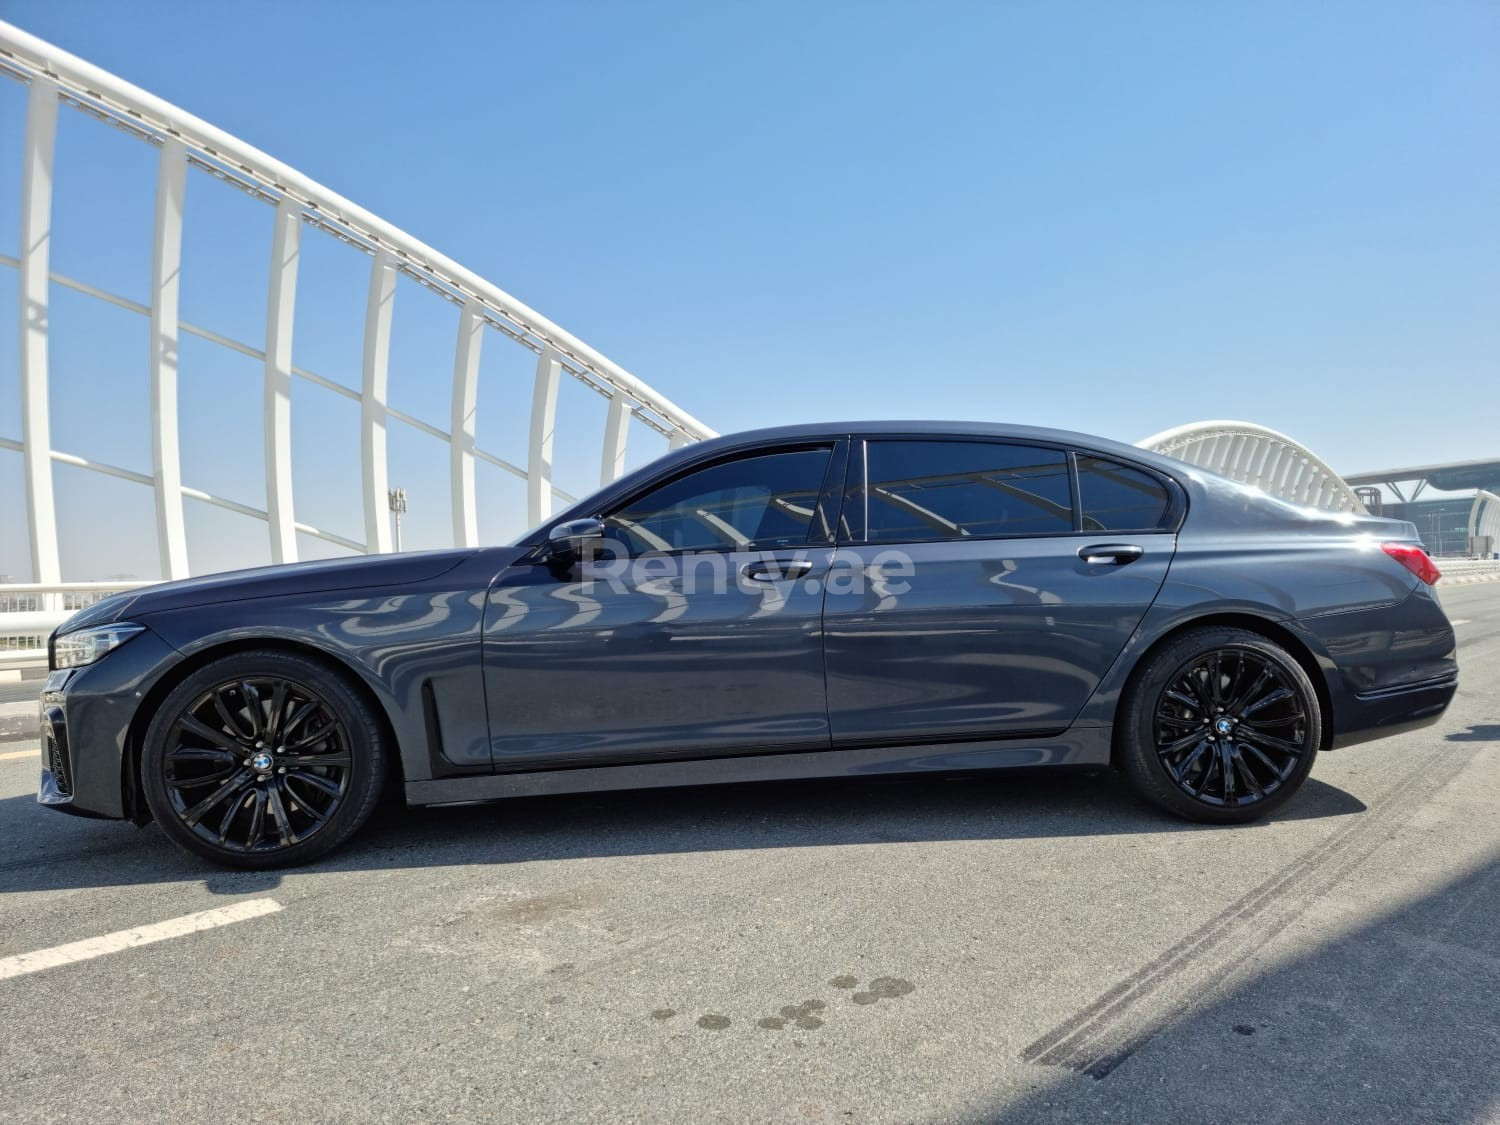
left=263, top=198, right=300, bottom=564
left=668, top=428, right=691, bottom=451
left=19, top=77, right=60, bottom=587
left=600, top=393, right=634, bottom=486
left=360, top=248, right=396, bottom=553
left=450, top=297, right=483, bottom=547
left=0, top=24, right=716, bottom=447
left=527, top=348, right=561, bottom=528
left=150, top=137, right=189, bottom=580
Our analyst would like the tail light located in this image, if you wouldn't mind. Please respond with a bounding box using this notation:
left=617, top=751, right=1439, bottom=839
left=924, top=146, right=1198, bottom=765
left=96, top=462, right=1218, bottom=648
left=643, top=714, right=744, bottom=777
left=1381, top=542, right=1442, bottom=586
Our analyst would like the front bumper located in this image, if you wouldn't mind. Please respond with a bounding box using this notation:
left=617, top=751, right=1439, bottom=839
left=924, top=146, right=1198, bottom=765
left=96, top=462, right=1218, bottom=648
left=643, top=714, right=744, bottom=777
left=35, top=627, right=181, bottom=820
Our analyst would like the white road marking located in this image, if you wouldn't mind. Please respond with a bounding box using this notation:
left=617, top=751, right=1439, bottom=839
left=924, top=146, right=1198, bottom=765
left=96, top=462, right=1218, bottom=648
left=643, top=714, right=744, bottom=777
left=0, top=898, right=283, bottom=981
left=1449, top=619, right=1471, bottom=626
left=0, top=748, right=41, bottom=761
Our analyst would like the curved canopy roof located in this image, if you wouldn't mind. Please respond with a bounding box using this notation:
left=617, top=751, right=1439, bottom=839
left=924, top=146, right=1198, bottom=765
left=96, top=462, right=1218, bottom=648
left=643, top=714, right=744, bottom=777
left=1137, top=420, right=1367, bottom=514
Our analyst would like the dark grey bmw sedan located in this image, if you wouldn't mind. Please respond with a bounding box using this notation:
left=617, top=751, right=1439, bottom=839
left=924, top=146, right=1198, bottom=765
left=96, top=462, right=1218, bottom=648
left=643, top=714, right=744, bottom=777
left=39, top=422, right=1458, bottom=868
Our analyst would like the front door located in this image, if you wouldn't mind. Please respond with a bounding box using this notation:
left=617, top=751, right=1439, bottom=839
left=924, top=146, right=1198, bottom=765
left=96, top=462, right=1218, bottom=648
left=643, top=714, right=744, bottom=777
left=823, top=439, right=1177, bottom=743
left=483, top=443, right=844, bottom=770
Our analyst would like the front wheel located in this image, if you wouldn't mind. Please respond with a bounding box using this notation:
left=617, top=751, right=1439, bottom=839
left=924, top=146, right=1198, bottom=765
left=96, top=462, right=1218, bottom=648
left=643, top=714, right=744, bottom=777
left=1118, top=627, right=1322, bottom=824
left=142, top=650, right=386, bottom=868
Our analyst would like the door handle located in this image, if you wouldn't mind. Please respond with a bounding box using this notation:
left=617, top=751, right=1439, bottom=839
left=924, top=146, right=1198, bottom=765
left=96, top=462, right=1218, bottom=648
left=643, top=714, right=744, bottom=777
left=743, top=560, right=814, bottom=582
left=1078, top=543, right=1144, bottom=566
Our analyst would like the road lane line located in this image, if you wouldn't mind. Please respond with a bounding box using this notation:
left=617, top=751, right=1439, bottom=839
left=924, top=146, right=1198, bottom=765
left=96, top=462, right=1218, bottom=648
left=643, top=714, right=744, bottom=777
left=0, top=748, right=41, bottom=761
left=1450, top=619, right=1471, bottom=626
left=0, top=898, right=283, bottom=981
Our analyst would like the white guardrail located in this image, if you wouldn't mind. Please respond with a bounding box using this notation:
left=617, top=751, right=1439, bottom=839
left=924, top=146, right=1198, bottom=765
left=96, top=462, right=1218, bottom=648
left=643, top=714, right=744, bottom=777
left=0, top=583, right=154, bottom=664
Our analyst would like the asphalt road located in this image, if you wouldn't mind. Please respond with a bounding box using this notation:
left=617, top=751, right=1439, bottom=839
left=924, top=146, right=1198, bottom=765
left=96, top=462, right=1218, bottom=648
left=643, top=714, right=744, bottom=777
left=2, top=584, right=1497, bottom=1124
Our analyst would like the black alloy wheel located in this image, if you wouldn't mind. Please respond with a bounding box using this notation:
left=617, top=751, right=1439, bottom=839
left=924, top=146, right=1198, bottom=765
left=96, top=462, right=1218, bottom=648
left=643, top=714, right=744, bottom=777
left=1152, top=648, right=1309, bottom=806
left=1120, top=627, right=1322, bottom=823
left=143, top=651, right=385, bottom=868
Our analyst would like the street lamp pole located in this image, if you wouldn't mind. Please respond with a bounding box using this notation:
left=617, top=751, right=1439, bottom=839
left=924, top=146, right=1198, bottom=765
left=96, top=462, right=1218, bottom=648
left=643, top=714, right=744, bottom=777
left=387, top=487, right=407, bottom=553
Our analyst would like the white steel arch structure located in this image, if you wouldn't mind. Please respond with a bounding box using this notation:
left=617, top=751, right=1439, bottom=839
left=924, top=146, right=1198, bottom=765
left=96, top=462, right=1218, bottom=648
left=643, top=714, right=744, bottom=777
left=0, top=22, right=713, bottom=594
left=1470, top=490, right=1500, bottom=555
left=1138, top=420, right=1367, bottom=514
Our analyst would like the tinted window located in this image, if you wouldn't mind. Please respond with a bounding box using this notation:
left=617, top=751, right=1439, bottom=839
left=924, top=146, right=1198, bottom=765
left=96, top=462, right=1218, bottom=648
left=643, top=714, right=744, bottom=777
left=1077, top=456, right=1171, bottom=531
left=605, top=448, right=832, bottom=554
left=863, top=441, right=1073, bottom=542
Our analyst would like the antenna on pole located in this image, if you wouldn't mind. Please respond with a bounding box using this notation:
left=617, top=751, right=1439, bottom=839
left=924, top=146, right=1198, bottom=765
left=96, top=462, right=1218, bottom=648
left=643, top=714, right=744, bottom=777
left=387, top=487, right=407, bottom=552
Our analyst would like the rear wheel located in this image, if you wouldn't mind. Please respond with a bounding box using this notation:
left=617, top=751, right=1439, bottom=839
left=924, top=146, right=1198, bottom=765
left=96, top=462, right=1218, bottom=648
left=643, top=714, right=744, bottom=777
left=1119, top=627, right=1321, bottom=823
left=142, top=650, right=385, bottom=868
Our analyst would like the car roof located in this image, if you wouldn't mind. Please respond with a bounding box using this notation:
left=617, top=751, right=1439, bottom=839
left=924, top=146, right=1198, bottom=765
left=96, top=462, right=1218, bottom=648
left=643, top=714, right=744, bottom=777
left=694, top=420, right=1184, bottom=473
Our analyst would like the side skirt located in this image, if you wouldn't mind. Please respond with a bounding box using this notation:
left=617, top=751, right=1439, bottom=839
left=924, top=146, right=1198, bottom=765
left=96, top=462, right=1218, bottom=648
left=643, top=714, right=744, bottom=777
left=405, top=726, right=1114, bottom=806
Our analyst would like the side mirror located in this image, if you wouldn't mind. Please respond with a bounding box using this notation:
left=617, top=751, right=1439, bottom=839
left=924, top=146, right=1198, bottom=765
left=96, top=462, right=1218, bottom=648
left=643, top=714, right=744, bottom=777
left=545, top=517, right=606, bottom=559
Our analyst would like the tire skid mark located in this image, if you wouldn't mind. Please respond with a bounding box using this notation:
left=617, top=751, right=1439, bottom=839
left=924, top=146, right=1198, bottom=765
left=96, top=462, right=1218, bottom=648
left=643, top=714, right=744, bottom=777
left=1023, top=738, right=1480, bottom=1078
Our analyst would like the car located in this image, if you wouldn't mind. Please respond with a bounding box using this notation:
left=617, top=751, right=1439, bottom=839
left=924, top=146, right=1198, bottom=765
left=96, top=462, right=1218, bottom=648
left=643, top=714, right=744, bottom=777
left=38, top=421, right=1458, bottom=868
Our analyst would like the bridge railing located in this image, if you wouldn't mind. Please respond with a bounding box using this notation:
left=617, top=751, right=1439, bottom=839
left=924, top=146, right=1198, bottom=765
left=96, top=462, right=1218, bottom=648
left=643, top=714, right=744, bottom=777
left=0, top=21, right=713, bottom=591
left=0, top=582, right=154, bottom=664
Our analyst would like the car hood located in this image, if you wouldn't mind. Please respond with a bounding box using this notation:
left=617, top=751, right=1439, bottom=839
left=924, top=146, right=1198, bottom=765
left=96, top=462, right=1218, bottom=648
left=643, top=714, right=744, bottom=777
left=57, top=549, right=481, bottom=634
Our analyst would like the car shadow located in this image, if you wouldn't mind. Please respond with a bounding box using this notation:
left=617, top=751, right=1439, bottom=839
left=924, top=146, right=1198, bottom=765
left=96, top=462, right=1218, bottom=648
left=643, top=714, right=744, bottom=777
left=0, top=770, right=1367, bottom=896
left=1446, top=723, right=1500, bottom=742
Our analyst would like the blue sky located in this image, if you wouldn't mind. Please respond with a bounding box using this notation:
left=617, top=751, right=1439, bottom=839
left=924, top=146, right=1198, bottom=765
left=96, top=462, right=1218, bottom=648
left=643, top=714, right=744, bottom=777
left=1, top=1, right=1497, bottom=579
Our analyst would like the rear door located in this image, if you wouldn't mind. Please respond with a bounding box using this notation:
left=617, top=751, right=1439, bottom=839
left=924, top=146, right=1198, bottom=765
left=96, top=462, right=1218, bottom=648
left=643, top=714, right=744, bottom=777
left=822, top=438, right=1178, bottom=744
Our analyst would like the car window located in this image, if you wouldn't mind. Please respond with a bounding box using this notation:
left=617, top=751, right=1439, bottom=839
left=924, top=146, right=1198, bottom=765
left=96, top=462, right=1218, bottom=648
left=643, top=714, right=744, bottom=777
left=1076, top=456, right=1172, bottom=531
left=863, top=441, right=1073, bottom=542
left=604, top=447, right=833, bottom=555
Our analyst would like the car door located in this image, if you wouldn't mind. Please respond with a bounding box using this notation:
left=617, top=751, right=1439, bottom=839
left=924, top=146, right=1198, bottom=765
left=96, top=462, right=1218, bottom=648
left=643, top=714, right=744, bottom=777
left=482, top=441, right=847, bottom=769
left=822, top=438, right=1178, bottom=744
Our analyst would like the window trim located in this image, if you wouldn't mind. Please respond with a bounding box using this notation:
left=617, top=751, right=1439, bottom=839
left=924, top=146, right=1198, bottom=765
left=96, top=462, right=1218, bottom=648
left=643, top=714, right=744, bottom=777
left=1073, top=450, right=1184, bottom=535
left=844, top=435, right=1184, bottom=546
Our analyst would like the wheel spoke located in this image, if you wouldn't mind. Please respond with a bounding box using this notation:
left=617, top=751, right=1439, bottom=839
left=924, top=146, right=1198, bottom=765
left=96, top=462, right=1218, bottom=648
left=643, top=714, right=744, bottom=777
left=181, top=769, right=253, bottom=826
left=212, top=688, right=253, bottom=741
left=215, top=789, right=251, bottom=845
left=286, top=769, right=343, bottom=798
left=245, top=788, right=267, bottom=849
left=1241, top=711, right=1303, bottom=729
left=1240, top=728, right=1304, bottom=757
left=1219, top=743, right=1237, bottom=805
left=1226, top=665, right=1273, bottom=715
left=289, top=750, right=353, bottom=768
left=167, top=763, right=239, bottom=788
left=1173, top=739, right=1212, bottom=785
left=1162, top=689, right=1203, bottom=716
left=265, top=780, right=298, bottom=846
left=1205, top=652, right=1225, bottom=707
left=281, top=777, right=329, bottom=825
left=178, top=715, right=243, bottom=754
left=264, top=679, right=290, bottom=744
left=286, top=718, right=338, bottom=751
left=167, top=746, right=238, bottom=766
left=280, top=700, right=320, bottom=742
left=1233, top=749, right=1267, bottom=799
left=1240, top=686, right=1294, bottom=720
left=1157, top=731, right=1208, bottom=758
left=1191, top=743, right=1219, bottom=796
left=1240, top=740, right=1288, bottom=780
left=240, top=682, right=266, bottom=739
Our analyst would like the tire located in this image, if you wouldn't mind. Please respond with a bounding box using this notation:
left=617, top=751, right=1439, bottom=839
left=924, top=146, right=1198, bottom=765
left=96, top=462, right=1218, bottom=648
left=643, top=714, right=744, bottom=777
left=1118, top=627, right=1322, bottom=824
left=142, top=650, right=386, bottom=869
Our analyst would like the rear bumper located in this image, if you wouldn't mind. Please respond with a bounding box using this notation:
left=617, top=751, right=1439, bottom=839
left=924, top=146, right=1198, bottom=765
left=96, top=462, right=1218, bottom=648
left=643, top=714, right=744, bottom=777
left=1292, top=582, right=1458, bottom=749
left=1329, top=674, right=1459, bottom=749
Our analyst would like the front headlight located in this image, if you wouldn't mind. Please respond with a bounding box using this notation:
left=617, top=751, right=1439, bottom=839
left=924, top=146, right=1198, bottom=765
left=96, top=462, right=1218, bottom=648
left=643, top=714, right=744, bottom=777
left=51, top=623, right=146, bottom=670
